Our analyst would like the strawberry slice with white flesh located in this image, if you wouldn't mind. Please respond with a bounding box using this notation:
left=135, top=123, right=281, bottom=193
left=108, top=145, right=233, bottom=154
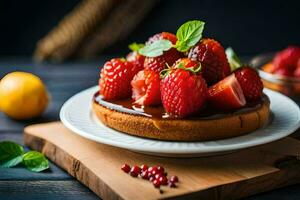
left=208, top=74, right=246, bottom=110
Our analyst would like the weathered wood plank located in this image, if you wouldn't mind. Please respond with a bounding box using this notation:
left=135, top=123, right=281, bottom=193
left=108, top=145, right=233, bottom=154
left=0, top=133, right=72, bottom=181
left=245, top=184, right=300, bottom=200
left=0, top=180, right=99, bottom=200
left=0, top=163, right=72, bottom=181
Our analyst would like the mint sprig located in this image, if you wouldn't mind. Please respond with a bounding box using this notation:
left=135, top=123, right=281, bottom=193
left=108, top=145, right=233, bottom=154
left=128, top=42, right=145, bottom=52
left=175, top=20, right=205, bottom=52
left=139, top=39, right=173, bottom=57
left=0, top=141, right=49, bottom=172
left=226, top=47, right=242, bottom=71
left=139, top=20, right=205, bottom=57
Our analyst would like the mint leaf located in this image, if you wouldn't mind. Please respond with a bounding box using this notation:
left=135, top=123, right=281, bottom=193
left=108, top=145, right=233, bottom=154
left=22, top=151, right=49, bottom=172
left=138, top=39, right=173, bottom=57
left=0, top=141, right=24, bottom=167
left=1, top=156, right=23, bottom=168
left=175, top=20, right=205, bottom=52
left=128, top=42, right=145, bottom=52
left=226, top=47, right=242, bottom=71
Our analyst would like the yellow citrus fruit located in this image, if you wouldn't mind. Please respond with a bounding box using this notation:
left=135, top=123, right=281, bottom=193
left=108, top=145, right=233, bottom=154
left=0, top=71, right=49, bottom=120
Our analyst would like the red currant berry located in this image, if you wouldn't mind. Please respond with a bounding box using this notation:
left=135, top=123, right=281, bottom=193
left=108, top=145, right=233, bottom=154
left=153, top=179, right=161, bottom=188
left=168, top=181, right=176, bottom=188
left=140, top=164, right=148, bottom=172
left=154, top=173, right=162, bottom=180
left=151, top=168, right=159, bottom=176
left=170, top=175, right=179, bottom=183
left=157, top=166, right=165, bottom=173
left=159, top=176, right=168, bottom=185
left=149, top=176, right=155, bottom=182
left=141, top=171, right=150, bottom=179
left=121, top=164, right=131, bottom=173
left=131, top=166, right=141, bottom=175
left=129, top=171, right=138, bottom=177
left=148, top=166, right=157, bottom=173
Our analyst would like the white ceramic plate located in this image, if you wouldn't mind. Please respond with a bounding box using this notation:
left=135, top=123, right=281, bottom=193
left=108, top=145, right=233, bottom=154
left=60, top=86, right=300, bottom=157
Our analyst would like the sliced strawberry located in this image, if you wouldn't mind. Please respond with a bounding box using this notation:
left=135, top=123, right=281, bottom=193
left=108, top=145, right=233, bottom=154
left=208, top=74, right=246, bottom=110
left=131, top=70, right=161, bottom=106
left=234, top=67, right=263, bottom=102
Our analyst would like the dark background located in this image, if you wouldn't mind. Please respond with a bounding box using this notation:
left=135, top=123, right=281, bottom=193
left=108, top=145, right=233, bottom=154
left=0, top=0, right=299, bottom=57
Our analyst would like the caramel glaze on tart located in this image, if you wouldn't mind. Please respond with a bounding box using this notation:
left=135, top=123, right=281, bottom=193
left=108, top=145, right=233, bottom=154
left=92, top=92, right=270, bottom=141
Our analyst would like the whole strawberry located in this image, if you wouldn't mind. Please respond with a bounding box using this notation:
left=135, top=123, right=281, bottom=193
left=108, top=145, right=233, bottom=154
left=160, top=58, right=207, bottom=118
left=131, top=69, right=161, bottom=106
left=234, top=67, right=263, bottom=102
left=294, top=59, right=300, bottom=77
left=273, top=46, right=300, bottom=72
left=188, top=38, right=231, bottom=85
left=126, top=42, right=145, bottom=71
left=126, top=51, right=145, bottom=71
left=146, top=32, right=177, bottom=45
left=99, top=58, right=140, bottom=100
left=143, top=32, right=182, bottom=73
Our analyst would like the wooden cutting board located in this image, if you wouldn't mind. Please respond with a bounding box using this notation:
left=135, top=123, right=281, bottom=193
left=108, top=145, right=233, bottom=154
left=24, top=122, right=300, bottom=200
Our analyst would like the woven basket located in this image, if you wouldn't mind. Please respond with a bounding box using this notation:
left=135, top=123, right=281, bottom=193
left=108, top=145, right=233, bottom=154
left=34, top=0, right=158, bottom=62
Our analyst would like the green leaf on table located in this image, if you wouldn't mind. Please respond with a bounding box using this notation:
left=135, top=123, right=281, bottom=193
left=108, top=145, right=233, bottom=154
left=1, top=156, right=23, bottom=168
left=226, top=47, right=243, bottom=71
left=22, top=151, right=49, bottom=172
left=175, top=20, right=205, bottom=52
left=128, top=42, right=145, bottom=52
left=138, top=39, right=173, bottom=57
left=0, top=141, right=24, bottom=167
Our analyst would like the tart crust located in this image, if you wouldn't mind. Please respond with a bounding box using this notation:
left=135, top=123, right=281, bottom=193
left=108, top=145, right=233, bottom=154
left=92, top=98, right=270, bottom=141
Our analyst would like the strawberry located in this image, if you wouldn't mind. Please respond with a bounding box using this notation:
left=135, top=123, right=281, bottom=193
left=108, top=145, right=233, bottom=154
left=273, top=46, right=300, bottom=72
left=99, top=58, right=140, bottom=100
left=294, top=59, right=300, bottom=78
left=126, top=51, right=145, bottom=71
left=234, top=67, right=263, bottom=102
left=208, top=74, right=246, bottom=110
left=146, top=32, right=177, bottom=45
left=273, top=68, right=293, bottom=77
left=160, top=59, right=207, bottom=118
left=131, top=70, right=161, bottom=106
left=144, top=32, right=182, bottom=73
left=188, top=38, right=231, bottom=85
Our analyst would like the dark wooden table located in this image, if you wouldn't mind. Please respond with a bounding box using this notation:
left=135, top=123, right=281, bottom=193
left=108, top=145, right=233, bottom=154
left=1, top=57, right=300, bottom=200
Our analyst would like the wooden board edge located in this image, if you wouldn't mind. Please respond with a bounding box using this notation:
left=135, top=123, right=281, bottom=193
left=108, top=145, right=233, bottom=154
left=23, top=130, right=124, bottom=200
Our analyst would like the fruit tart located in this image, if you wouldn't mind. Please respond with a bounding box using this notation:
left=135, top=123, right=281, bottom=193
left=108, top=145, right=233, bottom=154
left=93, top=20, right=270, bottom=141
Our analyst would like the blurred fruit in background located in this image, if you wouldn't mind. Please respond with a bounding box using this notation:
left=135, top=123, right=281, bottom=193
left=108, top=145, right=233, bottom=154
left=0, top=72, right=49, bottom=120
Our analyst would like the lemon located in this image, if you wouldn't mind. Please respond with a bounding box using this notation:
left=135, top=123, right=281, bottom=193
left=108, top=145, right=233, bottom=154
left=0, top=72, right=49, bottom=120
